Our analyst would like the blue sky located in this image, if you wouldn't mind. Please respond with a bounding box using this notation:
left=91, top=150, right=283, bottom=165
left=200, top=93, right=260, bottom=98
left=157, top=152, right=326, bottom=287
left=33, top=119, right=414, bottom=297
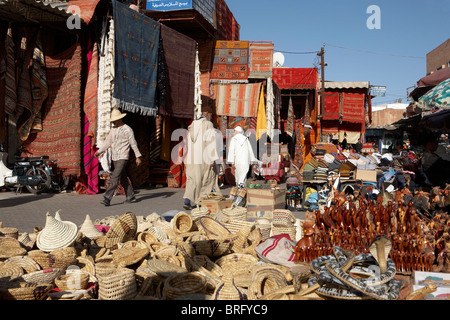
left=225, top=0, right=450, bottom=106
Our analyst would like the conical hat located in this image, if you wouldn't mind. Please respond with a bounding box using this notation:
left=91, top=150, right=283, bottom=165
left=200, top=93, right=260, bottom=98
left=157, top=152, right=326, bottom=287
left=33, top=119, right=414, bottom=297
left=36, top=212, right=79, bottom=252
left=79, top=214, right=104, bottom=239
left=54, top=210, right=62, bottom=221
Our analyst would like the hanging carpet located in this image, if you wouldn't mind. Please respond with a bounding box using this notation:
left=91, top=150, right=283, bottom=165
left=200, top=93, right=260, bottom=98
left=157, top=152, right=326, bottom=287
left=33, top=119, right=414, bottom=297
left=214, top=82, right=262, bottom=118
left=67, top=0, right=101, bottom=25
left=211, top=40, right=249, bottom=82
left=113, top=0, right=160, bottom=116
left=158, top=24, right=196, bottom=119
left=23, top=43, right=82, bottom=177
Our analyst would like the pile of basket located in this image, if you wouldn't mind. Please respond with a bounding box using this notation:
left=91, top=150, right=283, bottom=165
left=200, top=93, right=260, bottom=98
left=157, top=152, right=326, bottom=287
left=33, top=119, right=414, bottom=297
left=0, top=207, right=315, bottom=300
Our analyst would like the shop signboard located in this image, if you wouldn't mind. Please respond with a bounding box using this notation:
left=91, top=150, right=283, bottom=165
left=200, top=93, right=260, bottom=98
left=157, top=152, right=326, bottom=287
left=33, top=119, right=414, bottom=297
left=371, top=86, right=386, bottom=97
left=146, top=0, right=192, bottom=11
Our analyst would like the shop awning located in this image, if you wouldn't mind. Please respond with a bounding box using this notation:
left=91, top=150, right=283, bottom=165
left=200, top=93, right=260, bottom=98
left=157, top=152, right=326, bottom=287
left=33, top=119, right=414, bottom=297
left=0, top=0, right=75, bottom=24
left=418, top=78, right=450, bottom=110
left=420, top=109, right=450, bottom=131
left=410, top=67, right=450, bottom=101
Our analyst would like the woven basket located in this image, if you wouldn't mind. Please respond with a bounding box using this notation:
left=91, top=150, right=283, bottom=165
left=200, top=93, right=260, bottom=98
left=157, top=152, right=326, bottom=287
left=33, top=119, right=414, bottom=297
left=215, top=253, right=258, bottom=276
left=95, top=257, right=117, bottom=278
left=76, top=256, right=96, bottom=279
left=0, top=263, right=24, bottom=279
left=212, top=271, right=245, bottom=300
left=98, top=267, right=137, bottom=300
left=271, top=224, right=296, bottom=242
left=0, top=282, right=53, bottom=300
left=55, top=270, right=90, bottom=291
left=272, top=209, right=296, bottom=227
left=153, top=245, right=178, bottom=260
left=137, top=231, right=159, bottom=246
left=146, top=225, right=169, bottom=242
left=222, top=207, right=247, bottom=221
left=0, top=227, right=19, bottom=239
left=190, top=239, right=232, bottom=258
left=247, top=265, right=288, bottom=300
left=112, top=247, right=150, bottom=268
left=17, top=232, right=36, bottom=251
left=197, top=216, right=231, bottom=239
left=4, top=256, right=41, bottom=274
left=0, top=237, right=27, bottom=259
left=104, top=213, right=138, bottom=249
left=191, top=206, right=209, bottom=221
left=221, top=218, right=255, bottom=235
left=171, top=212, right=193, bottom=234
left=255, top=219, right=272, bottom=241
left=28, top=247, right=78, bottom=270
left=21, top=268, right=65, bottom=284
left=193, top=255, right=223, bottom=279
left=146, top=258, right=186, bottom=278
left=163, top=272, right=207, bottom=300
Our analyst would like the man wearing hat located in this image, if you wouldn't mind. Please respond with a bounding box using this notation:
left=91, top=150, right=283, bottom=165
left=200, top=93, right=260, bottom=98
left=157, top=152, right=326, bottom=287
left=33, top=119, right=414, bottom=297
left=182, top=105, right=221, bottom=210
left=95, top=108, right=142, bottom=206
left=227, top=125, right=258, bottom=187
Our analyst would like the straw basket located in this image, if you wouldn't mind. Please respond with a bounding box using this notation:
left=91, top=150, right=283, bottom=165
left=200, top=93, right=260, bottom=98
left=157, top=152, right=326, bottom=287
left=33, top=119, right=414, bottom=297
left=104, top=213, right=138, bottom=249
left=0, top=227, right=19, bottom=239
left=28, top=247, right=78, bottom=270
left=4, top=256, right=41, bottom=274
left=146, top=258, right=186, bottom=278
left=190, top=239, right=232, bottom=258
left=137, top=232, right=159, bottom=246
left=221, top=218, right=255, bottom=235
left=215, top=253, right=258, bottom=276
left=197, top=216, right=231, bottom=239
left=271, top=224, right=297, bottom=242
left=222, top=207, right=247, bottom=221
left=17, top=232, right=36, bottom=250
left=0, top=263, right=24, bottom=279
left=193, top=255, right=223, bottom=279
left=255, top=219, right=272, bottom=241
left=0, top=237, right=27, bottom=260
left=272, top=209, right=296, bottom=227
left=0, top=282, right=53, bottom=300
left=55, top=270, right=90, bottom=291
left=112, top=247, right=149, bottom=268
left=76, top=256, right=96, bottom=279
left=247, top=265, right=288, bottom=300
left=163, top=272, right=207, bottom=300
left=212, top=271, right=245, bottom=300
left=98, top=267, right=137, bottom=300
left=171, top=212, right=193, bottom=234
left=190, top=206, right=209, bottom=221
left=21, top=268, right=65, bottom=284
left=95, top=257, right=117, bottom=278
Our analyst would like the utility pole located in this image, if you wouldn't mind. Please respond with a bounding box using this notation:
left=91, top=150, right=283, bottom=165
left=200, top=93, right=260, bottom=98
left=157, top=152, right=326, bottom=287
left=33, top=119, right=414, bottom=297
left=317, top=46, right=325, bottom=142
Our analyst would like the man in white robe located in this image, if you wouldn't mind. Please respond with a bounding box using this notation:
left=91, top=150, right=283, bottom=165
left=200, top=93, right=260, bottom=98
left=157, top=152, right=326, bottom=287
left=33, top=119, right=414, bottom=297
left=227, top=126, right=258, bottom=187
left=183, top=106, right=220, bottom=210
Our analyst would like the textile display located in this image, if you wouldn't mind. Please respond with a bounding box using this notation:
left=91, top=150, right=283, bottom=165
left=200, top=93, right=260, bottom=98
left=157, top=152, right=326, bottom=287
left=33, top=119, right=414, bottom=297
left=16, top=27, right=39, bottom=141
left=265, top=77, right=275, bottom=140
left=18, top=37, right=48, bottom=141
left=97, top=18, right=115, bottom=172
left=341, top=92, right=366, bottom=123
left=23, top=43, right=82, bottom=177
left=214, top=82, right=262, bottom=118
left=194, top=49, right=202, bottom=120
left=82, top=114, right=99, bottom=194
left=292, top=119, right=304, bottom=170
left=4, top=28, right=16, bottom=116
left=149, top=115, right=162, bottom=163
left=286, top=96, right=294, bottom=137
left=67, top=0, right=101, bottom=25
left=272, top=68, right=318, bottom=89
left=113, top=0, right=160, bottom=116
left=83, top=36, right=99, bottom=139
left=322, top=91, right=340, bottom=121
left=256, top=85, right=266, bottom=140
left=211, top=40, right=249, bottom=82
left=249, top=41, right=274, bottom=79
left=159, top=24, right=195, bottom=119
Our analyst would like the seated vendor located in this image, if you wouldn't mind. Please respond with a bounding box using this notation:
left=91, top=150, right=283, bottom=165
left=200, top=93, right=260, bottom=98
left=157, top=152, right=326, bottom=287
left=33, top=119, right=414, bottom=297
left=421, top=136, right=450, bottom=187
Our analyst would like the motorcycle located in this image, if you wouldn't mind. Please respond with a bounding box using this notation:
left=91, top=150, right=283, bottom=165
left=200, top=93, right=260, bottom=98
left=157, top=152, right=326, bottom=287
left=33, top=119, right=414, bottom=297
left=0, top=144, right=68, bottom=194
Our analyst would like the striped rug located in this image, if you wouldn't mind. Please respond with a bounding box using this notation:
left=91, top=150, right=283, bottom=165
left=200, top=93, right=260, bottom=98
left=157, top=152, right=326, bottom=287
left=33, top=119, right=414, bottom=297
left=214, top=82, right=262, bottom=118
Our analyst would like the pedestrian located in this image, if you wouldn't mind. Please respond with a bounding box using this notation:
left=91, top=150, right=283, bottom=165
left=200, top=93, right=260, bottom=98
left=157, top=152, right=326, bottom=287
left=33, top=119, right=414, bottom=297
left=341, top=132, right=348, bottom=150
left=94, top=108, right=142, bottom=206
left=227, top=126, right=258, bottom=187
left=355, top=137, right=362, bottom=154
left=182, top=105, right=221, bottom=210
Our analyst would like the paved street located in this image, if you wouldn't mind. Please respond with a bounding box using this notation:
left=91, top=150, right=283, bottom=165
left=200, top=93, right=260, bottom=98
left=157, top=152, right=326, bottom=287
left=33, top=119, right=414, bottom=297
left=0, top=183, right=306, bottom=234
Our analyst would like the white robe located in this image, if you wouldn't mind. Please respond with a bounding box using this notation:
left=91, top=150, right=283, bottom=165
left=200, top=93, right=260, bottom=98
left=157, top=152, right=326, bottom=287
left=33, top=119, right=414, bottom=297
left=227, top=133, right=258, bottom=186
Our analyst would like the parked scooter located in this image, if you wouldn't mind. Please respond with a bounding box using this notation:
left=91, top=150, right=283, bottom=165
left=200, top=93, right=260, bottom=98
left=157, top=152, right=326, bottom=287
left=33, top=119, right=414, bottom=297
left=0, top=144, right=68, bottom=194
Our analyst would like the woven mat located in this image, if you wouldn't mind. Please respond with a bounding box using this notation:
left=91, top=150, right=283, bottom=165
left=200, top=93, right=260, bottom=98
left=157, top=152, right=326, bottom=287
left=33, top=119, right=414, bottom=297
left=211, top=41, right=249, bottom=82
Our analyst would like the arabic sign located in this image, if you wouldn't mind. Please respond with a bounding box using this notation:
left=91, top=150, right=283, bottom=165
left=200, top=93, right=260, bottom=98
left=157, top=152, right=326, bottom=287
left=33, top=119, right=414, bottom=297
left=146, top=0, right=192, bottom=11
left=371, top=86, right=386, bottom=97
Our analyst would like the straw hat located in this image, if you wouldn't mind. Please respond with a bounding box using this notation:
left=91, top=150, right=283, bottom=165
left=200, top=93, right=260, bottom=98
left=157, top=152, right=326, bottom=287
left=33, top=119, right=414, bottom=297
left=109, top=108, right=127, bottom=122
left=79, top=214, right=104, bottom=239
left=104, top=212, right=138, bottom=249
left=36, top=212, right=79, bottom=252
